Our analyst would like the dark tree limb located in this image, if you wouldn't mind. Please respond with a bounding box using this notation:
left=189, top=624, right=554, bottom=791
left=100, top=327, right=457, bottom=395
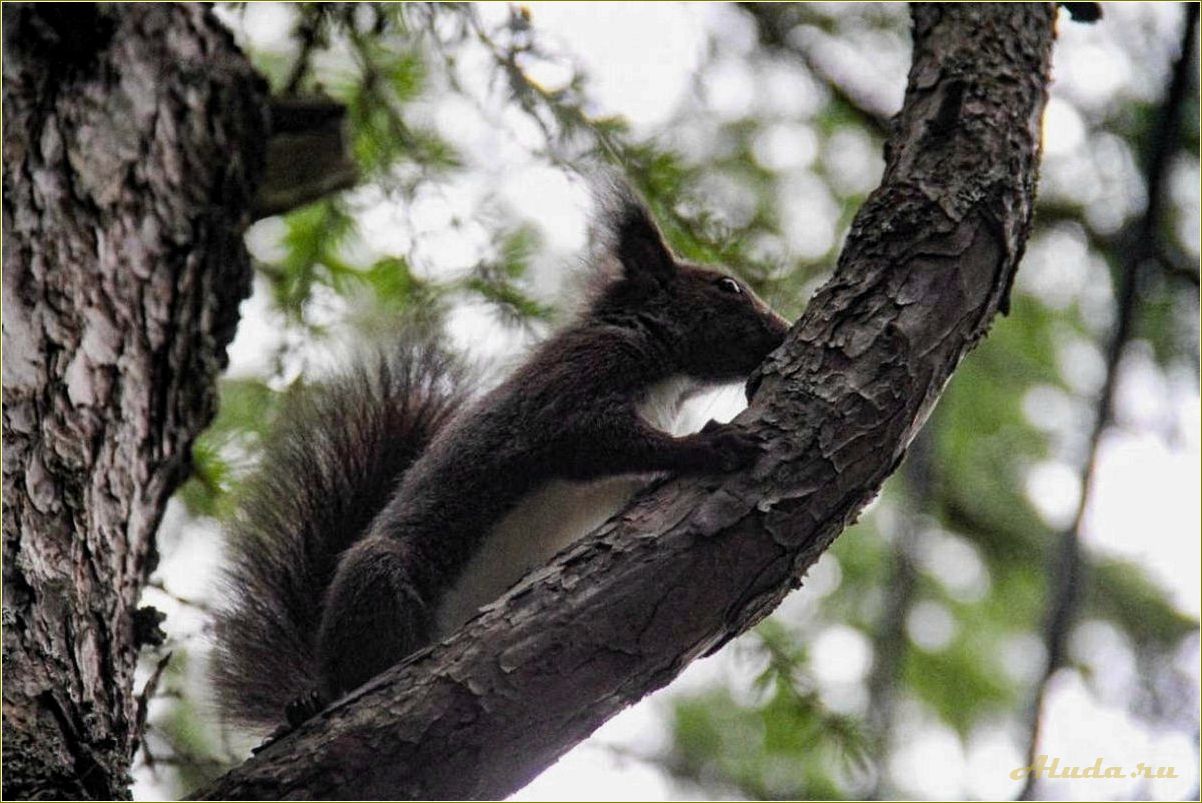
left=2, top=5, right=267, bottom=799
left=1018, top=4, right=1199, bottom=798
left=254, top=98, right=358, bottom=220
left=192, top=5, right=1056, bottom=800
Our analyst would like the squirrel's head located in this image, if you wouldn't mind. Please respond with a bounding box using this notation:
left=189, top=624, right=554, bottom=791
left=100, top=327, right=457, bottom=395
left=588, top=183, right=790, bottom=383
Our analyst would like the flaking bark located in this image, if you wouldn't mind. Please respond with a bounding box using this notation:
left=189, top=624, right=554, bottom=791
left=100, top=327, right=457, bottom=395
left=2, top=5, right=267, bottom=799
left=192, top=4, right=1056, bottom=800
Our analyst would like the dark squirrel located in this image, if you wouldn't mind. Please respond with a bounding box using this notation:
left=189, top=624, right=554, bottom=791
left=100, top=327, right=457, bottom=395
left=210, top=184, right=790, bottom=731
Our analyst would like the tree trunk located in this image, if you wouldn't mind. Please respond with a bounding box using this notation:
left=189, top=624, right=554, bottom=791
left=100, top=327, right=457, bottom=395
left=192, top=4, right=1056, bottom=800
left=2, top=5, right=266, bottom=799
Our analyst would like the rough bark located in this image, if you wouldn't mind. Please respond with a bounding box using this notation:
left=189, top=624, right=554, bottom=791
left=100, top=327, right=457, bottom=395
left=192, top=4, right=1055, bottom=800
left=2, top=5, right=267, bottom=799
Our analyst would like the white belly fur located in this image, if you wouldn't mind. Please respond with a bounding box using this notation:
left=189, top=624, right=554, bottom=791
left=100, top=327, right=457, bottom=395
left=431, top=375, right=697, bottom=637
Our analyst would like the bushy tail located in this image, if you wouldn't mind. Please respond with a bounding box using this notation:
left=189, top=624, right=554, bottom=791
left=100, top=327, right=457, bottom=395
left=209, top=342, right=465, bottom=731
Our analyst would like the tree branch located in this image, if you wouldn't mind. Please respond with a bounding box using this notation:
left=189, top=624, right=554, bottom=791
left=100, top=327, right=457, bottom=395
left=253, top=98, right=358, bottom=220
left=192, top=4, right=1056, bottom=799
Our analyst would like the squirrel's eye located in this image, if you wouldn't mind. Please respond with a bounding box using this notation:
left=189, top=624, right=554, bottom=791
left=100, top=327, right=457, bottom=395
left=717, top=277, right=743, bottom=295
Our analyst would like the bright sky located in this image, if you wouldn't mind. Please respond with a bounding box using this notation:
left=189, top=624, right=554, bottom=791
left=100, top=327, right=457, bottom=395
left=139, top=4, right=1199, bottom=801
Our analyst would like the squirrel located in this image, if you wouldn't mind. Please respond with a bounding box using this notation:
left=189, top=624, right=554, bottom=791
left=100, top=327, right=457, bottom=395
left=209, top=182, right=790, bottom=732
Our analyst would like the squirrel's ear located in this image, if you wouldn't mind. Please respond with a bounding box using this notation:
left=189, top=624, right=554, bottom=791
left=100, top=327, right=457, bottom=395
left=612, top=196, right=676, bottom=283
left=592, top=176, right=677, bottom=284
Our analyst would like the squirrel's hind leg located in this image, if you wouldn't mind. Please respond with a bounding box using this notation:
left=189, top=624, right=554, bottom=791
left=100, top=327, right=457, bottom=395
left=316, top=535, right=431, bottom=701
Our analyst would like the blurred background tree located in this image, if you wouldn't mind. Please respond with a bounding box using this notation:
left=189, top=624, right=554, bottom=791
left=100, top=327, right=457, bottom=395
left=136, top=3, right=1199, bottom=800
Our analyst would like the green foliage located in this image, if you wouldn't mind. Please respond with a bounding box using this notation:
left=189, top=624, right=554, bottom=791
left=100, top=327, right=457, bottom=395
left=177, top=378, right=279, bottom=519
left=1088, top=559, right=1198, bottom=648
left=462, top=225, right=553, bottom=325
left=665, top=623, right=870, bottom=799
left=270, top=199, right=355, bottom=322
left=901, top=605, right=1023, bottom=734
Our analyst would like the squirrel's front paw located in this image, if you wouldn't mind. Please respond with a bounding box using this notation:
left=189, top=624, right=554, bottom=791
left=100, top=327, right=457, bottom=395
left=692, top=421, right=761, bottom=472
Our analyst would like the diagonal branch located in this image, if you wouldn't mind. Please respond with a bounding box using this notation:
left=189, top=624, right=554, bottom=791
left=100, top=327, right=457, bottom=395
left=191, top=5, right=1057, bottom=799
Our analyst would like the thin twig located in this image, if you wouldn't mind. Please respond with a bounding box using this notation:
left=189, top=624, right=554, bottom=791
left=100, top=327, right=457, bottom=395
left=282, top=5, right=325, bottom=97
left=739, top=3, right=893, bottom=136
left=865, top=424, right=935, bottom=799
left=132, top=652, right=173, bottom=756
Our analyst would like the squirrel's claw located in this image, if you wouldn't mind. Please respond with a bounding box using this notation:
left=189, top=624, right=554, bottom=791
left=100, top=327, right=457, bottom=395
left=254, top=689, right=326, bottom=752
